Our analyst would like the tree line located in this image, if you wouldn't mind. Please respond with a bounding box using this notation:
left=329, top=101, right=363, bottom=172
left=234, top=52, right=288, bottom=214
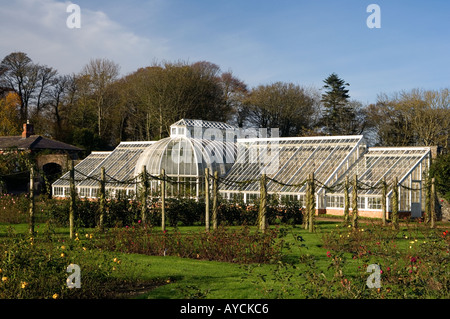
left=0, top=51, right=448, bottom=155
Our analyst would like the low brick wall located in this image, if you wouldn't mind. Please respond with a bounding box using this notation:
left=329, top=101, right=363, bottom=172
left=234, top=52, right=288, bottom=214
left=324, top=208, right=383, bottom=219
left=319, top=208, right=413, bottom=220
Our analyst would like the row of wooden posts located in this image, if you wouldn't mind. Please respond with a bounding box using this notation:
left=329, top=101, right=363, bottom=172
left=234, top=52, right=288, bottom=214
left=28, top=163, right=438, bottom=238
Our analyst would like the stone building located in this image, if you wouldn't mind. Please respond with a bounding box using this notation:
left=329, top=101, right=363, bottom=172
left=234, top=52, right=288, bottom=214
left=0, top=122, right=82, bottom=192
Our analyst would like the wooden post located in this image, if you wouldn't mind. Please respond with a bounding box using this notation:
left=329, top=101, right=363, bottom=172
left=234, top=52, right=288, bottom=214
left=392, top=177, right=399, bottom=230
left=424, top=174, right=431, bottom=225
left=258, top=173, right=267, bottom=231
left=304, top=176, right=310, bottom=230
left=28, top=166, right=35, bottom=236
left=141, top=165, right=149, bottom=225
left=205, top=168, right=210, bottom=231
left=308, top=173, right=315, bottom=233
left=343, top=175, right=350, bottom=226
left=161, top=169, right=166, bottom=231
left=212, top=170, right=218, bottom=230
left=69, top=161, right=76, bottom=238
left=430, top=177, right=436, bottom=228
left=351, top=175, right=358, bottom=228
left=381, top=177, right=387, bottom=226
left=98, top=166, right=106, bottom=230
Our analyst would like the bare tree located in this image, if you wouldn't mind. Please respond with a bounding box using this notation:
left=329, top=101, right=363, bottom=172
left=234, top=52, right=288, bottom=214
left=0, top=52, right=39, bottom=124
left=79, top=58, right=120, bottom=139
left=367, top=88, right=450, bottom=150
left=35, top=65, right=58, bottom=117
left=220, top=71, right=248, bottom=128
left=44, top=74, right=73, bottom=139
left=245, top=82, right=319, bottom=137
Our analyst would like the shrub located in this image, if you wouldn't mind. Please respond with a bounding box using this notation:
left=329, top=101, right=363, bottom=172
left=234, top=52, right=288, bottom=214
left=166, top=197, right=204, bottom=227
left=321, top=223, right=450, bottom=298
left=0, top=193, right=29, bottom=223
left=0, top=229, right=130, bottom=299
left=101, top=223, right=285, bottom=264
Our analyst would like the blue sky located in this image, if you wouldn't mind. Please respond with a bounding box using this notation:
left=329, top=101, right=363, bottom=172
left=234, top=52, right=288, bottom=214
left=1, top=0, right=449, bottom=104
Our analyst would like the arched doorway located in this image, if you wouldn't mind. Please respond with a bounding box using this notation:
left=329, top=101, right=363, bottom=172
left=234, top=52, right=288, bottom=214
left=42, top=162, right=62, bottom=195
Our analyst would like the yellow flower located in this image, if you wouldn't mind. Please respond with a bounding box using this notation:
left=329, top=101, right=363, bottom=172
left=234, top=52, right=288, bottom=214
left=61, top=245, right=65, bottom=250
left=60, top=253, right=65, bottom=257
left=52, top=293, right=59, bottom=299
left=2, top=276, right=7, bottom=282
left=89, top=234, right=93, bottom=239
left=82, top=247, right=87, bottom=251
left=85, top=234, right=89, bottom=238
left=21, top=281, right=28, bottom=289
left=113, top=258, right=118, bottom=263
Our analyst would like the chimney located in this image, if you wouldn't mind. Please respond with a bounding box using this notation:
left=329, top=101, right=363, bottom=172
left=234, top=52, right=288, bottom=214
left=22, top=121, right=34, bottom=138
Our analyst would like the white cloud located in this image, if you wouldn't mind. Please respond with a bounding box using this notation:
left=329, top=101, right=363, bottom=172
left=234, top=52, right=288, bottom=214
left=0, top=0, right=169, bottom=75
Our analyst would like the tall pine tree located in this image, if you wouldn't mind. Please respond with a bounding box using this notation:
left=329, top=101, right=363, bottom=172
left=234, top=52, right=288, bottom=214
left=321, top=73, right=355, bottom=135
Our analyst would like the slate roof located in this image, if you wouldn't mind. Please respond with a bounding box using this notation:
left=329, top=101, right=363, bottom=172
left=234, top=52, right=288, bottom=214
left=0, top=135, right=83, bottom=152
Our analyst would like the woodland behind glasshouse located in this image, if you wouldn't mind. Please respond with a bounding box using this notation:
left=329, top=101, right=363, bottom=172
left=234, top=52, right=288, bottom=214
left=0, top=51, right=449, bottom=202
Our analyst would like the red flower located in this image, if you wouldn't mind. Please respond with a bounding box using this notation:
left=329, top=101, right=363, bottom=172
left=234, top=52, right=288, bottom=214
left=326, top=251, right=332, bottom=258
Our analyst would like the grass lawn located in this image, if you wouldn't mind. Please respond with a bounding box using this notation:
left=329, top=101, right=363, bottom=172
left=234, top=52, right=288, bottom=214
left=135, top=222, right=346, bottom=299
left=0, top=218, right=448, bottom=299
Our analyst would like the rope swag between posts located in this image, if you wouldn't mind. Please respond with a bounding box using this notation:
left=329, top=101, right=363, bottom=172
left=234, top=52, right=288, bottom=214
left=19, top=161, right=439, bottom=238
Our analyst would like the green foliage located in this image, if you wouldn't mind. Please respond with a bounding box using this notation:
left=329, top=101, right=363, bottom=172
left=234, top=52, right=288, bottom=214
left=321, top=73, right=356, bottom=135
left=430, top=152, right=450, bottom=202
left=320, top=222, right=450, bottom=298
left=321, top=73, right=350, bottom=108
left=0, top=228, right=156, bottom=299
left=0, top=149, right=32, bottom=176
left=165, top=197, right=205, bottom=227
left=0, top=193, right=29, bottom=223
left=71, top=127, right=105, bottom=154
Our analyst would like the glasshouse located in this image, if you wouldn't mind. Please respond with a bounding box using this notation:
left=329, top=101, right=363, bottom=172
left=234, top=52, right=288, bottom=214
left=53, top=119, right=238, bottom=199
left=52, top=119, right=433, bottom=219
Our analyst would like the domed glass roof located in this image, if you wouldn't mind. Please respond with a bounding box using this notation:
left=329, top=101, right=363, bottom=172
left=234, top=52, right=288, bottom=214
left=134, top=136, right=237, bottom=178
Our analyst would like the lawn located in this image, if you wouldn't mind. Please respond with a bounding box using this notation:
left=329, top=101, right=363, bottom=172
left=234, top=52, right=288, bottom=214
left=1, top=217, right=447, bottom=299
